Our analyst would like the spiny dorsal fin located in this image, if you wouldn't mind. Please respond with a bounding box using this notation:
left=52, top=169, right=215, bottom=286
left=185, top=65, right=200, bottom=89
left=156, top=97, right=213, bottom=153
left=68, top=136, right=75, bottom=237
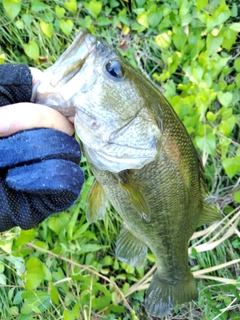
left=86, top=179, right=108, bottom=223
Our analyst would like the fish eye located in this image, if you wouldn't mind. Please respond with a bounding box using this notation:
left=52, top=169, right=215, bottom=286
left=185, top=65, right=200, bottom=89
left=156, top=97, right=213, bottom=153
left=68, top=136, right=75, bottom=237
left=105, top=60, right=125, bottom=80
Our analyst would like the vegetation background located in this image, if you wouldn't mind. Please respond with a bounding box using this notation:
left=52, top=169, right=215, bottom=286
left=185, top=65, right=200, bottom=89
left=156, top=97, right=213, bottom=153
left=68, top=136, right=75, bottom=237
left=0, top=0, right=239, bottom=319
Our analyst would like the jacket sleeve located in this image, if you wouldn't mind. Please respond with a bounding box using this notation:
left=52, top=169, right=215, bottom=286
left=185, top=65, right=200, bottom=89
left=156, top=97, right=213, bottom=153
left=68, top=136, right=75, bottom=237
left=0, top=64, right=32, bottom=107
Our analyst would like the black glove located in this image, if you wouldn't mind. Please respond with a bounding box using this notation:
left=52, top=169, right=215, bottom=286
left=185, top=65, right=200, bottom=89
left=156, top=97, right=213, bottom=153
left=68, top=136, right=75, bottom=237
left=0, top=64, right=84, bottom=231
left=0, top=64, right=33, bottom=105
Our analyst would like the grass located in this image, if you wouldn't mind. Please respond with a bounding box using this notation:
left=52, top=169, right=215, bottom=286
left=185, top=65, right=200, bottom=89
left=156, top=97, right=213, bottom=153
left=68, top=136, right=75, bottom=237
left=0, top=0, right=239, bottom=319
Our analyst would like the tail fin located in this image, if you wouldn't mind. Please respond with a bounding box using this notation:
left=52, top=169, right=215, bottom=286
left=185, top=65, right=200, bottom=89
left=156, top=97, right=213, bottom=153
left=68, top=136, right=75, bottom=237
left=145, top=271, right=198, bottom=317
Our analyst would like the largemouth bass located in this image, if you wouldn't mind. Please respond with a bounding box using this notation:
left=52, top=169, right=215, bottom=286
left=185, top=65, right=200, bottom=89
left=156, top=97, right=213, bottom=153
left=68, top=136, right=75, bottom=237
left=32, top=29, right=221, bottom=318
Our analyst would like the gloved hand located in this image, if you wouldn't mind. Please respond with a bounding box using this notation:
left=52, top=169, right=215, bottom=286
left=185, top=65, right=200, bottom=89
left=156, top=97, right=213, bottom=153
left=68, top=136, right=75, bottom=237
left=0, top=129, right=84, bottom=231
left=0, top=64, right=84, bottom=231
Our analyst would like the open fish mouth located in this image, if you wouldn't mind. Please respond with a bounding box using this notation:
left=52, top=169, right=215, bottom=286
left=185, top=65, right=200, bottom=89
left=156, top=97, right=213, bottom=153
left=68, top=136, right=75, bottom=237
left=31, top=29, right=97, bottom=114
left=45, top=28, right=96, bottom=87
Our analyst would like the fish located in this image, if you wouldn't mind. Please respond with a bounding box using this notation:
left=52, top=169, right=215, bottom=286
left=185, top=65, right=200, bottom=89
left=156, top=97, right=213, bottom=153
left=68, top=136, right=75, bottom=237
left=31, top=28, right=221, bottom=318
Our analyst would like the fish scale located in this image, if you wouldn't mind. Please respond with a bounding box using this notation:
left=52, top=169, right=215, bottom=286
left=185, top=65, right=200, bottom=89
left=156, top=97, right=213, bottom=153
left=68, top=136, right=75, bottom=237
left=32, top=28, right=222, bottom=318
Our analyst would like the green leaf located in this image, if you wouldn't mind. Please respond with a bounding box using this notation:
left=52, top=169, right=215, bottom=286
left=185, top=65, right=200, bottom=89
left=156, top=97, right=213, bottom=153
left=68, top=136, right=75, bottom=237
left=222, top=28, right=237, bottom=51
left=23, top=41, right=39, bottom=62
left=206, top=5, right=231, bottom=32
left=81, top=244, right=108, bottom=253
left=148, top=10, right=162, bottom=28
left=64, top=0, right=77, bottom=13
left=109, top=305, right=126, bottom=314
left=32, top=240, right=48, bottom=250
left=63, top=303, right=80, bottom=320
left=220, top=107, right=232, bottom=120
left=218, top=115, right=236, bottom=136
left=8, top=306, right=18, bottom=316
left=217, top=91, right=233, bottom=107
left=92, top=295, right=112, bottom=310
left=155, top=31, right=172, bottom=49
left=168, top=51, right=182, bottom=75
left=15, top=229, right=36, bottom=247
left=31, top=0, right=50, bottom=12
left=231, top=3, right=238, bottom=17
left=233, top=190, right=240, bottom=203
left=40, top=11, right=54, bottom=23
left=172, top=26, right=187, bottom=51
left=97, top=17, right=112, bottom=26
left=222, top=157, right=240, bottom=179
left=21, top=291, right=50, bottom=314
left=55, top=5, right=65, bottom=19
left=234, top=58, right=240, bottom=72
left=229, top=23, right=240, bottom=32
left=47, top=213, right=69, bottom=234
left=0, top=273, right=6, bottom=285
left=119, top=14, right=130, bottom=27
left=219, top=138, right=230, bottom=159
left=0, top=54, right=5, bottom=64
left=196, top=0, right=208, bottom=11
left=59, top=19, right=73, bottom=36
left=236, top=73, right=240, bottom=89
left=137, top=12, right=149, bottom=28
left=13, top=291, right=24, bottom=304
left=195, top=133, right=216, bottom=155
left=206, top=34, right=223, bottom=55
left=81, top=16, right=93, bottom=29
left=49, top=282, right=59, bottom=304
left=87, top=1, right=102, bottom=18
left=136, top=0, right=146, bottom=6
left=206, top=111, right=217, bottom=122
left=15, top=19, right=24, bottom=29
left=163, top=80, right=176, bottom=99
left=25, top=258, right=45, bottom=290
left=40, top=21, right=53, bottom=38
left=95, top=282, right=111, bottom=297
left=22, top=14, right=32, bottom=28
left=72, top=222, right=89, bottom=240
left=2, top=0, right=21, bottom=20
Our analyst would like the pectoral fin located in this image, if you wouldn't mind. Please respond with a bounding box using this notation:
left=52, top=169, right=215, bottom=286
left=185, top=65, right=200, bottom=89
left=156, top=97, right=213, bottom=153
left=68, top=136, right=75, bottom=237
left=119, top=171, right=151, bottom=222
left=116, top=226, right=148, bottom=268
left=86, top=180, right=108, bottom=223
left=197, top=203, right=222, bottom=227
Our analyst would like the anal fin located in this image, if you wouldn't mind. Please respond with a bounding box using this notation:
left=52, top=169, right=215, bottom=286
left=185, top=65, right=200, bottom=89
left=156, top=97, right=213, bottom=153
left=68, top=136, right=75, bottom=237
left=86, top=180, right=108, bottom=223
left=116, top=226, right=147, bottom=268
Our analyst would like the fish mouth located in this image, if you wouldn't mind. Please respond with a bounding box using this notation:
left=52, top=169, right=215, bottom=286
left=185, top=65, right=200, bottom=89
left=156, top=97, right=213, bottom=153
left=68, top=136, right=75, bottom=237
left=31, top=29, right=97, bottom=102
left=46, top=28, right=97, bottom=87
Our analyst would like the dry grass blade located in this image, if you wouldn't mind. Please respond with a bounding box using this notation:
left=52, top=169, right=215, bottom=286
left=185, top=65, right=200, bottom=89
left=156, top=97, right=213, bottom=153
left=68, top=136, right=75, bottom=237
left=194, top=259, right=240, bottom=276
left=193, top=259, right=240, bottom=284
left=189, top=210, right=240, bottom=253
left=194, top=275, right=237, bottom=285
left=190, top=223, right=219, bottom=240
left=125, top=264, right=157, bottom=298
